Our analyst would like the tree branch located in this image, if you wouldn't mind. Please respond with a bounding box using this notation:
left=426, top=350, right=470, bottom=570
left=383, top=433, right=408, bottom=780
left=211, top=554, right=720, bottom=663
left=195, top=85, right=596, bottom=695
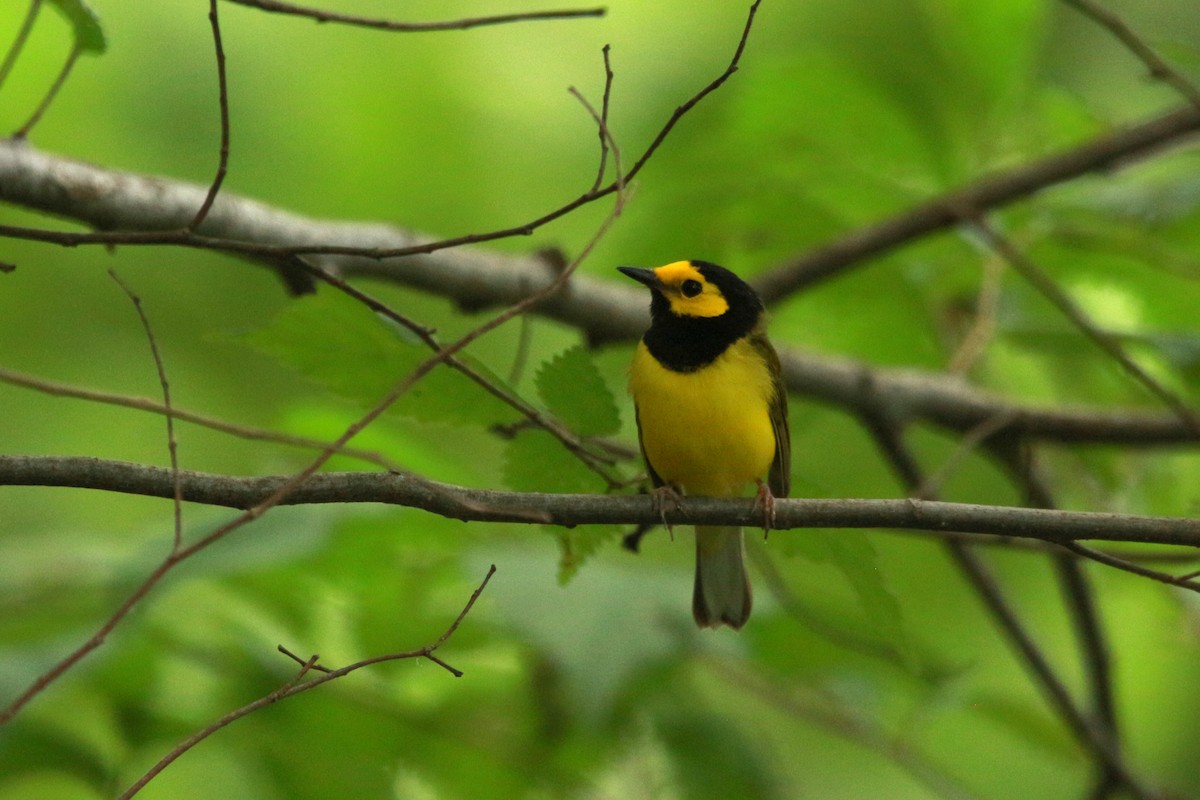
left=3, top=140, right=1198, bottom=448
left=750, top=105, right=1200, bottom=303
left=5, top=455, right=1200, bottom=550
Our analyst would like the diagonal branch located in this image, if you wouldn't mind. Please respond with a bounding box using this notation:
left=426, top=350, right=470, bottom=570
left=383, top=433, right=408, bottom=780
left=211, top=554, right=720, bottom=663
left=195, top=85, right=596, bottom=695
left=968, top=216, right=1199, bottom=432
left=750, top=105, right=1200, bottom=303
left=1062, top=0, right=1200, bottom=112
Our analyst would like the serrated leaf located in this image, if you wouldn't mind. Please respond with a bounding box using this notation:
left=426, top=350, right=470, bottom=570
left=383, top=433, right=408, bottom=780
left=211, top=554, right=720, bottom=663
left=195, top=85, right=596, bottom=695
left=48, top=0, right=106, bottom=54
left=791, top=530, right=910, bottom=663
left=535, top=344, right=621, bottom=437
left=502, top=429, right=602, bottom=494
left=242, top=292, right=513, bottom=427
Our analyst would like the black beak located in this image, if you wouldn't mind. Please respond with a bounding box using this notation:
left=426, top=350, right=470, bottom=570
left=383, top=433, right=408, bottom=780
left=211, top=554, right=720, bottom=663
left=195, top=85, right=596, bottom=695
left=617, top=266, right=662, bottom=290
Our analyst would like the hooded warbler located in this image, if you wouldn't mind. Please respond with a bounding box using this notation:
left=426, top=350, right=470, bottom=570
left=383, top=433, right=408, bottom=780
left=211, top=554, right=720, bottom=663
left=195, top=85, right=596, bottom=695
left=619, top=260, right=790, bottom=629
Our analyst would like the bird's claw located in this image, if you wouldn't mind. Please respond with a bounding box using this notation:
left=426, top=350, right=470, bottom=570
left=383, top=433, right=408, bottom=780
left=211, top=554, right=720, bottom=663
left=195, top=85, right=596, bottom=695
left=651, top=484, right=686, bottom=541
left=754, top=479, right=777, bottom=539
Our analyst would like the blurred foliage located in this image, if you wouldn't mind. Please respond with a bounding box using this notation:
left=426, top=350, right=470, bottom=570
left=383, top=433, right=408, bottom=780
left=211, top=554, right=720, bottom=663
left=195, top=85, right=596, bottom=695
left=3, top=1, right=1200, bottom=798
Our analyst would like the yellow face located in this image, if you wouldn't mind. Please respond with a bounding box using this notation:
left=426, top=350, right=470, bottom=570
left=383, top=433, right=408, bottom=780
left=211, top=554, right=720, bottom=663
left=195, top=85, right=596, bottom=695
left=652, top=261, right=730, bottom=319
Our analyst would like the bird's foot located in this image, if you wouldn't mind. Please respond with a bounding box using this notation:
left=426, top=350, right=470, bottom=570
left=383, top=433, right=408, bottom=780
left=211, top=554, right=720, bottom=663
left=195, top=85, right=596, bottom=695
left=754, top=479, right=777, bottom=539
left=651, top=484, right=686, bottom=541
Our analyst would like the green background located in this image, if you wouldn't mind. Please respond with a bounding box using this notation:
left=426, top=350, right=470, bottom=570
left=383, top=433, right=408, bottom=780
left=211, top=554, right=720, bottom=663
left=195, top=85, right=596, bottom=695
left=3, top=1, right=1200, bottom=797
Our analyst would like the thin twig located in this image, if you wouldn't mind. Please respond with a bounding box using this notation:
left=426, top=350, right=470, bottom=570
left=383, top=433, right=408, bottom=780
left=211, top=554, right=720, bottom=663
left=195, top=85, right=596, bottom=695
left=0, top=365, right=406, bottom=471
left=291, top=258, right=624, bottom=482
left=0, top=0, right=41, bottom=90
left=1062, top=0, right=1200, bottom=112
left=968, top=215, right=1200, bottom=433
left=14, top=43, right=81, bottom=138
left=116, top=565, right=495, bottom=799
left=589, top=44, right=616, bottom=192
left=1064, top=541, right=1200, bottom=591
left=223, top=0, right=605, bottom=32
left=191, top=0, right=231, bottom=230
left=108, top=271, right=185, bottom=551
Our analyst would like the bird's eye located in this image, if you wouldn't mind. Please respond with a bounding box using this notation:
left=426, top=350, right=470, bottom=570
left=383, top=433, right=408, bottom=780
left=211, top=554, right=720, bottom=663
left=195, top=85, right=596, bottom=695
left=681, top=279, right=703, bottom=298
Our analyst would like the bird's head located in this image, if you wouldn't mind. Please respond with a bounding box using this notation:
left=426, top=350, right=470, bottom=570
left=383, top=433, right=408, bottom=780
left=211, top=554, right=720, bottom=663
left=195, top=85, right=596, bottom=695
left=618, top=260, right=763, bottom=322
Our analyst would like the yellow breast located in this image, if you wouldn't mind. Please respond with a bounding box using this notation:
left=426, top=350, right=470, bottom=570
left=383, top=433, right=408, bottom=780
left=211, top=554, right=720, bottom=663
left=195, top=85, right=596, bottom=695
left=629, top=336, right=777, bottom=498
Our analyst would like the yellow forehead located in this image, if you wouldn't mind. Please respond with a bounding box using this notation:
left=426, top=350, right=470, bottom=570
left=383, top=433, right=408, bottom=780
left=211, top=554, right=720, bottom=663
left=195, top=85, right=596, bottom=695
left=654, top=261, right=705, bottom=285
left=653, top=260, right=728, bottom=318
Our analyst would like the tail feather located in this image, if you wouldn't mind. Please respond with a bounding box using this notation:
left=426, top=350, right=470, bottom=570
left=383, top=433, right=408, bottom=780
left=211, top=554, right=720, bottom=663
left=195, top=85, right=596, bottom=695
left=692, top=526, right=751, bottom=629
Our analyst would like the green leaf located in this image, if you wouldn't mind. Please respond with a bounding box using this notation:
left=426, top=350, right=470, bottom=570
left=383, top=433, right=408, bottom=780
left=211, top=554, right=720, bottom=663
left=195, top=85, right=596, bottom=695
left=535, top=344, right=621, bottom=437
left=48, top=0, right=107, bottom=54
left=501, top=429, right=601, bottom=494
left=242, top=292, right=513, bottom=427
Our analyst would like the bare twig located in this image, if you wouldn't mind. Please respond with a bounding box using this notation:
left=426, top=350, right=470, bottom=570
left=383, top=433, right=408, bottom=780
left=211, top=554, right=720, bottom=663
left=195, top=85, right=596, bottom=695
left=223, top=0, right=605, bottom=32
left=109, top=271, right=185, bottom=550
left=968, top=216, right=1200, bottom=433
left=1064, top=541, right=1200, bottom=591
left=0, top=365, right=406, bottom=471
left=589, top=44, right=616, bottom=192
left=116, top=565, right=495, bottom=799
left=14, top=44, right=81, bottom=138
left=293, top=258, right=625, bottom=483
left=191, top=0, right=231, bottom=230
left=0, top=0, right=41, bottom=90
left=1062, top=0, right=1200, bottom=112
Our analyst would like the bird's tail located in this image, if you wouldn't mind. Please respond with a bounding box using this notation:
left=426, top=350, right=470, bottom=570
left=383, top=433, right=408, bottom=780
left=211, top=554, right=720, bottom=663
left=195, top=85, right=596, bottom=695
left=693, top=526, right=751, bottom=629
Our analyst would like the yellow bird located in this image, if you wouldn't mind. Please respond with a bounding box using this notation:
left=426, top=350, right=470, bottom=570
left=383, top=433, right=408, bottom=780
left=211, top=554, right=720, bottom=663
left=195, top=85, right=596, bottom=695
left=619, top=260, right=790, bottom=629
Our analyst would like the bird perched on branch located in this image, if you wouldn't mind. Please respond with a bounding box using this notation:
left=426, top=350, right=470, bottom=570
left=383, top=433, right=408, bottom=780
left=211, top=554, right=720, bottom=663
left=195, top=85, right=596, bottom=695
left=619, top=260, right=790, bottom=629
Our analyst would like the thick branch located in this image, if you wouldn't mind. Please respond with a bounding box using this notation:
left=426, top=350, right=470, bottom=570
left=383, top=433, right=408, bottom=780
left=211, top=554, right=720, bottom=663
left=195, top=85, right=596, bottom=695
left=2, top=141, right=1197, bottom=448
left=5, top=455, right=1200, bottom=548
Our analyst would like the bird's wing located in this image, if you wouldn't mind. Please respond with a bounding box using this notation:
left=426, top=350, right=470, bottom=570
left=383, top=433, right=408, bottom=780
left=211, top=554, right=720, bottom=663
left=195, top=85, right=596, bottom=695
left=634, top=403, right=667, bottom=489
left=751, top=330, right=790, bottom=498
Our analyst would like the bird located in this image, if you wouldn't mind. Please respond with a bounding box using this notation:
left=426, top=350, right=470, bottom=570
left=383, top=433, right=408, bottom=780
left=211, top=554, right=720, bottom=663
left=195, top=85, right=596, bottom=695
left=618, top=260, right=790, bottom=629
